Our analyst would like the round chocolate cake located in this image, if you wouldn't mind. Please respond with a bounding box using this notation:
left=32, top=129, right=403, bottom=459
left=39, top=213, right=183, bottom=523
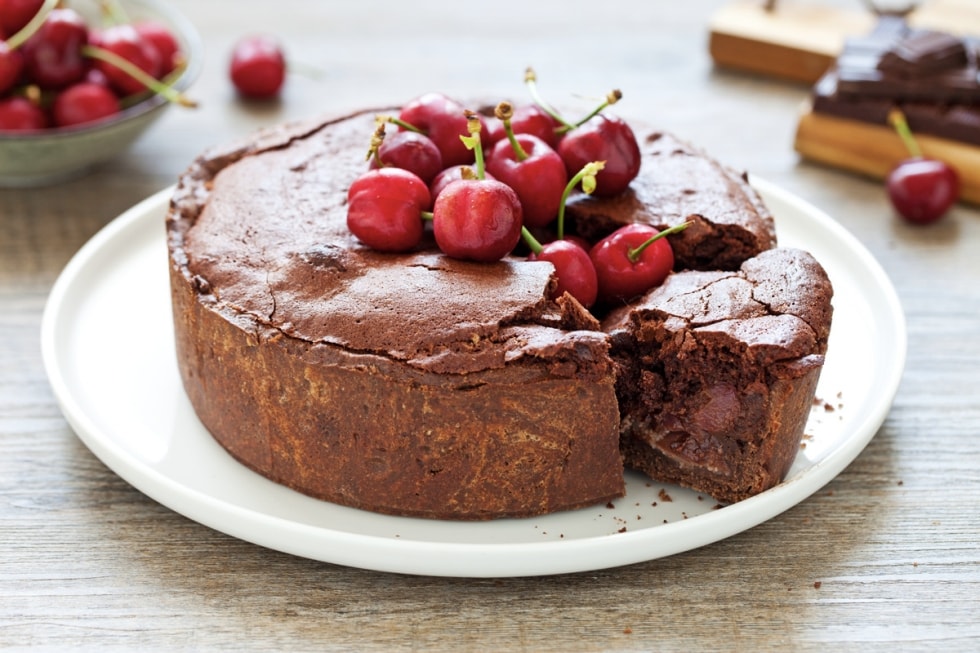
left=167, top=102, right=833, bottom=520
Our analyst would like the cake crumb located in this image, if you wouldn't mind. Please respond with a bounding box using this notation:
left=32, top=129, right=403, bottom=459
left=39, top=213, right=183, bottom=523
left=618, top=526, right=627, bottom=533
left=814, top=581, right=822, bottom=589
left=897, top=480, right=904, bottom=486
left=658, top=488, right=673, bottom=502
left=606, top=502, right=616, bottom=509
left=623, top=627, right=633, bottom=635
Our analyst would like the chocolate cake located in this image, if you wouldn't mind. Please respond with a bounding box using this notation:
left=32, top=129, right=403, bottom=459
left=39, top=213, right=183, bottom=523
left=167, top=104, right=833, bottom=520
left=565, top=131, right=777, bottom=271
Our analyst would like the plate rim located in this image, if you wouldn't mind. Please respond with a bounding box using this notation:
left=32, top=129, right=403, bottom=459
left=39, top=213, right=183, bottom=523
left=40, top=180, right=907, bottom=577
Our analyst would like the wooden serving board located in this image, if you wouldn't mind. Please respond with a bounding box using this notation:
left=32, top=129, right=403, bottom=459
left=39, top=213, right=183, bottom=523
left=794, top=105, right=980, bottom=205
left=710, top=0, right=980, bottom=83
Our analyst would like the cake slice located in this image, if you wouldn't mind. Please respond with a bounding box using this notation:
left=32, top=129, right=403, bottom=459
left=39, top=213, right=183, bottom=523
left=604, top=248, right=833, bottom=502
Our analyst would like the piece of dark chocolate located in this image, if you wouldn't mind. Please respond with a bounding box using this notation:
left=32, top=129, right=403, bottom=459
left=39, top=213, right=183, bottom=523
left=878, top=30, right=969, bottom=78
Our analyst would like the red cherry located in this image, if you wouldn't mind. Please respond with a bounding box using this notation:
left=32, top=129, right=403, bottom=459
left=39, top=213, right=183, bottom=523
left=487, top=131, right=567, bottom=228
left=432, top=178, right=523, bottom=262
left=369, top=128, right=443, bottom=185
left=92, top=24, right=164, bottom=96
left=884, top=110, right=959, bottom=224
left=558, top=112, right=640, bottom=197
left=134, top=20, right=181, bottom=75
left=530, top=239, right=598, bottom=307
left=886, top=158, right=959, bottom=224
left=0, top=42, right=25, bottom=94
left=0, top=0, right=43, bottom=37
left=589, top=223, right=685, bottom=302
left=346, top=168, right=430, bottom=252
left=22, top=8, right=88, bottom=89
left=429, top=164, right=495, bottom=201
left=397, top=93, right=489, bottom=167
left=51, top=81, right=120, bottom=128
left=0, top=95, right=47, bottom=131
left=487, top=103, right=561, bottom=147
left=230, top=35, right=285, bottom=99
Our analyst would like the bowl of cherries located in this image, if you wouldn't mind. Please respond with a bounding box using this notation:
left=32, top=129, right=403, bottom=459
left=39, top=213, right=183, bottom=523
left=0, top=0, right=201, bottom=186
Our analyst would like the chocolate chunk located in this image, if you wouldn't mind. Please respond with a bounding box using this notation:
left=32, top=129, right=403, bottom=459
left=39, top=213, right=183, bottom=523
left=877, top=30, right=969, bottom=78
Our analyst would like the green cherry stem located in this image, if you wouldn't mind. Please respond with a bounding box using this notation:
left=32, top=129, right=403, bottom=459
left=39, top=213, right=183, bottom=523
left=81, top=44, right=198, bottom=107
left=98, top=0, right=130, bottom=26
left=4, top=0, right=58, bottom=50
left=557, top=160, right=605, bottom=240
left=627, top=221, right=692, bottom=263
left=558, top=89, right=622, bottom=134
left=459, top=110, right=486, bottom=179
left=521, top=226, right=544, bottom=255
left=377, top=114, right=425, bottom=135
left=524, top=67, right=574, bottom=130
left=494, top=101, right=528, bottom=162
left=887, top=108, right=923, bottom=159
left=366, top=123, right=386, bottom=165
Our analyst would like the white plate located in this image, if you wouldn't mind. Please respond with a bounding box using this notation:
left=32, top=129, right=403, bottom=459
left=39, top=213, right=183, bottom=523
left=41, top=179, right=906, bottom=577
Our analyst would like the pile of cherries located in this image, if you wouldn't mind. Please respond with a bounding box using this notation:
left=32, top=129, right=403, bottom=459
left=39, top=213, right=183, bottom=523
left=347, top=72, right=687, bottom=310
left=0, top=0, right=188, bottom=132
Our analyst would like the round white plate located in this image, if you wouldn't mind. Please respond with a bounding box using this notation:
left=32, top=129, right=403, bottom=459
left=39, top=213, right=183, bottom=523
left=41, top=179, right=906, bottom=577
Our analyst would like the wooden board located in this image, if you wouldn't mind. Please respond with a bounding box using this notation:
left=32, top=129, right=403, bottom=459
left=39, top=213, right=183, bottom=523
left=710, top=0, right=980, bottom=83
left=794, top=106, right=980, bottom=205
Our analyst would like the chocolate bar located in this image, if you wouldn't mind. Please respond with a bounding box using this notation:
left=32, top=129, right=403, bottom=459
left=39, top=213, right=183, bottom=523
left=834, top=18, right=980, bottom=103
left=810, top=17, right=980, bottom=146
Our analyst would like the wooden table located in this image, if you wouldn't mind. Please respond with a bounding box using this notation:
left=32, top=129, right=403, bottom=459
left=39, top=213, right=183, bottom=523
left=3, top=1, right=978, bottom=650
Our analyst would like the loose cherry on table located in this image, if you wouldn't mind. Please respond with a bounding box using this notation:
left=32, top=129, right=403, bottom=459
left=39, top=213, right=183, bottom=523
left=885, top=108, right=960, bottom=225
left=367, top=121, right=444, bottom=185
left=525, top=68, right=641, bottom=197
left=229, top=34, right=286, bottom=99
left=520, top=161, right=605, bottom=308
left=485, top=101, right=568, bottom=228
left=432, top=111, right=524, bottom=262
left=346, top=167, right=432, bottom=252
left=589, top=221, right=690, bottom=303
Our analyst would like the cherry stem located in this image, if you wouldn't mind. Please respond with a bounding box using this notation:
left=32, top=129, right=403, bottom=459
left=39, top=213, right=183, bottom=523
left=558, top=89, right=622, bottom=134
left=366, top=123, right=386, bottom=165
left=4, top=0, right=58, bottom=50
left=524, top=67, right=574, bottom=130
left=378, top=114, right=425, bottom=135
left=460, top=110, right=486, bottom=179
left=81, top=44, right=197, bottom=107
left=521, top=226, right=544, bottom=255
left=887, top=108, right=922, bottom=159
left=627, top=221, right=691, bottom=264
left=494, top=101, right=528, bottom=162
left=557, top=160, right=605, bottom=240
left=421, top=211, right=433, bottom=221
left=98, top=0, right=129, bottom=26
